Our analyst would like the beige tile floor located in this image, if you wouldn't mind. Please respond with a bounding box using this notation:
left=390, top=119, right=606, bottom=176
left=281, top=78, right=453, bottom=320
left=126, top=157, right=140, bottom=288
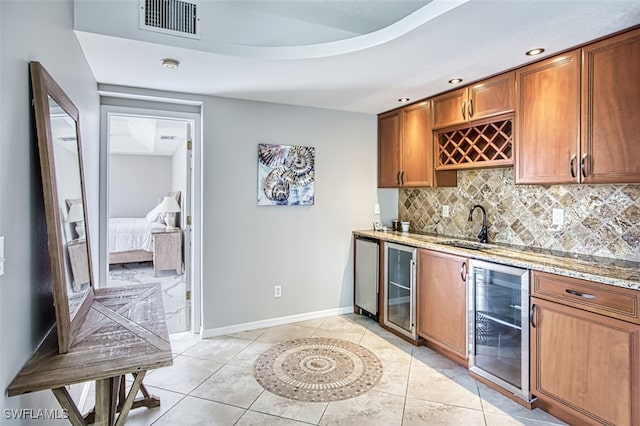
left=108, top=262, right=187, bottom=333
left=96, top=314, right=568, bottom=425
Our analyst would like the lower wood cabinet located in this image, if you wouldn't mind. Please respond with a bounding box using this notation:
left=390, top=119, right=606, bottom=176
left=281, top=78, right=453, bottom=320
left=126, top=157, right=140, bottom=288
left=530, top=271, right=640, bottom=425
left=417, top=249, right=468, bottom=362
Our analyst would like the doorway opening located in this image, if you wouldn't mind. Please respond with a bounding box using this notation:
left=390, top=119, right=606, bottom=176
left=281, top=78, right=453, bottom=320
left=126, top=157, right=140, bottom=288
left=99, top=103, right=201, bottom=335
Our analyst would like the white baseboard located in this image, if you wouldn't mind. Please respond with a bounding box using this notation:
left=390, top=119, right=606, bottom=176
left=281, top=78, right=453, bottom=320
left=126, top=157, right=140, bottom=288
left=200, top=306, right=354, bottom=339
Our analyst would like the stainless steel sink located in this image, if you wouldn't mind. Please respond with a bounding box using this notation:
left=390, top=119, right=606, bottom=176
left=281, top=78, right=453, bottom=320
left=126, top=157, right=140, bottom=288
left=438, top=240, right=486, bottom=251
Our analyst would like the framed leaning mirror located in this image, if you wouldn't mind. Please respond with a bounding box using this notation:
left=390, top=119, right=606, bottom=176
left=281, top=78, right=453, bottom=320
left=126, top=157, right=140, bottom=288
left=30, top=61, right=94, bottom=354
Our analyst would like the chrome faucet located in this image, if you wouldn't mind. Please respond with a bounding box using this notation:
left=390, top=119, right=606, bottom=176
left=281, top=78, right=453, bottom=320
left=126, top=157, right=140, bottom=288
left=468, top=205, right=488, bottom=243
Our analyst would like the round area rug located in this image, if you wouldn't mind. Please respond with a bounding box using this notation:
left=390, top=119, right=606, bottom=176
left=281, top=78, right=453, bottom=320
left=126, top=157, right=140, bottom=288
left=253, top=337, right=383, bottom=402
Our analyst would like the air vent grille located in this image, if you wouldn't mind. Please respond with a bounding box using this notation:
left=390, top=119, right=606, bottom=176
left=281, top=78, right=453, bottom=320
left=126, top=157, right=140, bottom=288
left=139, top=0, right=201, bottom=39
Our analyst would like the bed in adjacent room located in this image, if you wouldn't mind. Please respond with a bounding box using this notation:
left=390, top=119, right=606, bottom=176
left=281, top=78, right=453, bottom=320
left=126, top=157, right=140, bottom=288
left=108, top=191, right=181, bottom=265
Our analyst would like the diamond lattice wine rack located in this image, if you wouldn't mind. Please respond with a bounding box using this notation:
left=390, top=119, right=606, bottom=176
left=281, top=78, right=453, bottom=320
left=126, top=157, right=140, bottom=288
left=436, top=115, right=514, bottom=170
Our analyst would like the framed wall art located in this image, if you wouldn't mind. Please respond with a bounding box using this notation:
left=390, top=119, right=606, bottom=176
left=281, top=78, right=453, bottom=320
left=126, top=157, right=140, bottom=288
left=258, top=143, right=315, bottom=206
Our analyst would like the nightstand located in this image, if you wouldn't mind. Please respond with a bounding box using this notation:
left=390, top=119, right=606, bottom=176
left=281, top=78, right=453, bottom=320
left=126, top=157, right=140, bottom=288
left=67, top=239, right=90, bottom=291
left=152, top=229, right=182, bottom=277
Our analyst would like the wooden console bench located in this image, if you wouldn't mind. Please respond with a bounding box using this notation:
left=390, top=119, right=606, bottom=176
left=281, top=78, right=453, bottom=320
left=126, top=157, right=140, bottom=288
left=8, top=283, right=173, bottom=426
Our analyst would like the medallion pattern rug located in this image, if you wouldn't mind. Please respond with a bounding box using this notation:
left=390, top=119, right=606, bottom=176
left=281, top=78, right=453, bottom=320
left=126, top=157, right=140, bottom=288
left=253, top=337, right=383, bottom=402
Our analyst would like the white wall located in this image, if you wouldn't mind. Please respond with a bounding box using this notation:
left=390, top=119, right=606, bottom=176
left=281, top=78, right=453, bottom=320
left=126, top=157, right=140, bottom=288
left=109, top=154, right=172, bottom=217
left=202, top=97, right=377, bottom=331
left=0, top=0, right=99, bottom=420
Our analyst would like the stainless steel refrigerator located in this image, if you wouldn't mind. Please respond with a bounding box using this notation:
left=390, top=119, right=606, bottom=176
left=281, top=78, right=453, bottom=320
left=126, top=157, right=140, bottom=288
left=355, top=237, right=379, bottom=320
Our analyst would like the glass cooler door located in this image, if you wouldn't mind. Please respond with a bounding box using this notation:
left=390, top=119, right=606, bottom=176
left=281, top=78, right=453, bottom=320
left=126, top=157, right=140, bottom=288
left=469, top=260, right=530, bottom=401
left=384, top=243, right=416, bottom=339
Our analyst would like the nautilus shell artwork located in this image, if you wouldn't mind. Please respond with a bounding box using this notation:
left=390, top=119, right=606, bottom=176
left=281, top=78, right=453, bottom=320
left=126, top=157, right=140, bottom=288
left=258, top=144, right=315, bottom=206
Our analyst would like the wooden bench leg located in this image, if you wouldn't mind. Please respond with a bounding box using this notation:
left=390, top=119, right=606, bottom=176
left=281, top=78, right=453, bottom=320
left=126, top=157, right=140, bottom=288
left=114, top=371, right=146, bottom=426
left=52, top=387, right=87, bottom=426
left=84, top=373, right=160, bottom=425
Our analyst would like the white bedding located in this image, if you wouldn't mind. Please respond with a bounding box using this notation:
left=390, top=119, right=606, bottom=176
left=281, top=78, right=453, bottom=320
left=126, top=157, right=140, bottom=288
left=109, top=218, right=164, bottom=253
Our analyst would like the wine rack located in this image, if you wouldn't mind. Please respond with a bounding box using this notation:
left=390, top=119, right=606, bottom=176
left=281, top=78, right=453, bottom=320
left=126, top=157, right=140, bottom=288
left=436, top=117, right=513, bottom=169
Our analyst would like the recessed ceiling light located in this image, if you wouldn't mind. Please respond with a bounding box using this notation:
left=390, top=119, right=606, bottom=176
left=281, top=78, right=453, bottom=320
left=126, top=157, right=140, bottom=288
left=398, top=98, right=410, bottom=103
left=448, top=78, right=463, bottom=84
left=525, top=48, right=545, bottom=56
left=161, top=58, right=180, bottom=69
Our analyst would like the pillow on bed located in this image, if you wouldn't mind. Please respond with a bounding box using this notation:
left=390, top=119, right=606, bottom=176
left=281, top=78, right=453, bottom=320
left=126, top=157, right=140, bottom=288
left=145, top=204, right=165, bottom=223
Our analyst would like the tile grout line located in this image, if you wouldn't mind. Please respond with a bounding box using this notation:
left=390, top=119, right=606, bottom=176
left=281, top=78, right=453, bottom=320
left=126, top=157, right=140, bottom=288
left=399, top=349, right=412, bottom=426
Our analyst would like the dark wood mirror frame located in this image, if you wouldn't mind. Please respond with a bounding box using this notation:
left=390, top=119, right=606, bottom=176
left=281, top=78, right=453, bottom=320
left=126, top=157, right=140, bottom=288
left=30, top=61, right=94, bottom=354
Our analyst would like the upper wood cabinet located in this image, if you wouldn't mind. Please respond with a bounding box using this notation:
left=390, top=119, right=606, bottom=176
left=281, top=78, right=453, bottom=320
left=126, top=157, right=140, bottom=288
left=515, top=50, right=581, bottom=184
left=433, top=72, right=515, bottom=130
left=417, top=249, right=468, bottom=363
left=516, top=27, right=640, bottom=184
left=378, top=101, right=456, bottom=188
left=378, top=110, right=402, bottom=187
left=581, top=27, right=640, bottom=183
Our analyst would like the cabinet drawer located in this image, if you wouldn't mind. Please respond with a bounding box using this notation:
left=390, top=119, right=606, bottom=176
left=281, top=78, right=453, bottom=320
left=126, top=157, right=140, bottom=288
left=531, top=271, right=639, bottom=324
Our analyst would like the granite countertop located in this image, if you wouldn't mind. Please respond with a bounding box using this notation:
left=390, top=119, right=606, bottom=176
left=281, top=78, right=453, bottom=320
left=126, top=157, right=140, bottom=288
left=353, top=229, right=640, bottom=291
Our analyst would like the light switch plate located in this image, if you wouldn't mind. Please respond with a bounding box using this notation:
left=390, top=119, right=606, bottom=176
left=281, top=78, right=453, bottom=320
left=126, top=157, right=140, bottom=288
left=442, top=205, right=450, bottom=218
left=0, top=236, right=4, bottom=276
left=373, top=204, right=380, bottom=215
left=552, top=208, right=564, bottom=226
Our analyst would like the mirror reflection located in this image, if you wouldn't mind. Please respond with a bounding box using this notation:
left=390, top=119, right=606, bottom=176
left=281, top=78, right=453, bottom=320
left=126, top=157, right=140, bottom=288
left=30, top=61, right=94, bottom=353
left=49, top=96, right=90, bottom=312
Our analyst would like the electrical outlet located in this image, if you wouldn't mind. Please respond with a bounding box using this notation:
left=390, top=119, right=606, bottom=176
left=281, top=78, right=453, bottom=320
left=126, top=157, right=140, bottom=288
left=373, top=204, right=380, bottom=215
left=274, top=285, right=282, bottom=298
left=552, top=208, right=565, bottom=226
left=442, top=205, right=450, bottom=218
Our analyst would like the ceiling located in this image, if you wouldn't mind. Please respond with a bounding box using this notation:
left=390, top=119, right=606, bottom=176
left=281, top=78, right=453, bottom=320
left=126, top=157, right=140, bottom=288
left=109, top=115, right=187, bottom=156
left=75, top=0, right=640, bottom=114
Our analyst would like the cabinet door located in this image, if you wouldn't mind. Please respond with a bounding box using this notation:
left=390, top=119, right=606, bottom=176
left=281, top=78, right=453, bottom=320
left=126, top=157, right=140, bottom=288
left=531, top=297, right=640, bottom=426
left=515, top=50, right=581, bottom=184
left=378, top=110, right=402, bottom=187
left=433, top=88, right=467, bottom=130
left=401, top=101, right=433, bottom=187
left=417, top=249, right=468, bottom=359
left=468, top=72, right=515, bottom=121
left=581, top=28, right=640, bottom=183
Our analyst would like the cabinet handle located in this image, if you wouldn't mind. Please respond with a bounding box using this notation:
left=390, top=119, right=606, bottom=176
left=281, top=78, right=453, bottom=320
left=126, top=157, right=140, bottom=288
left=565, top=288, right=596, bottom=299
left=400, top=171, right=405, bottom=186
left=461, top=101, right=466, bottom=120
left=396, top=171, right=401, bottom=186
left=460, top=262, right=467, bottom=282
left=530, top=304, right=536, bottom=328
left=570, top=155, right=576, bottom=178
left=581, top=154, right=588, bottom=178
left=468, top=99, right=474, bottom=118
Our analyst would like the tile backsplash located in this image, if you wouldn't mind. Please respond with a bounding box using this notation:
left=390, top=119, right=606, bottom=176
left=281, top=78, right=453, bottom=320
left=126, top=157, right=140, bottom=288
left=399, top=168, right=640, bottom=262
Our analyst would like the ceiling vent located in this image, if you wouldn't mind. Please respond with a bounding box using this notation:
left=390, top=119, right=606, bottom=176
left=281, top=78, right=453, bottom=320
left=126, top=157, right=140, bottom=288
left=139, top=0, right=201, bottom=39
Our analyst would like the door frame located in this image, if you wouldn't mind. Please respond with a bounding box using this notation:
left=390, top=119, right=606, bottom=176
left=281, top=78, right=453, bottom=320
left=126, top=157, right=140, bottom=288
left=99, top=103, right=202, bottom=333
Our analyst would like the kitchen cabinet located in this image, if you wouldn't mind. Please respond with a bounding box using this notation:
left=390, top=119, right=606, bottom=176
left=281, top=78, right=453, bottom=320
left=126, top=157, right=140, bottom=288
left=530, top=271, right=640, bottom=425
left=516, top=27, right=640, bottom=184
left=378, top=101, right=456, bottom=188
left=515, top=50, right=581, bottom=184
left=378, top=110, right=402, bottom=187
left=432, top=72, right=515, bottom=130
left=580, top=27, right=640, bottom=183
left=417, top=249, right=468, bottom=362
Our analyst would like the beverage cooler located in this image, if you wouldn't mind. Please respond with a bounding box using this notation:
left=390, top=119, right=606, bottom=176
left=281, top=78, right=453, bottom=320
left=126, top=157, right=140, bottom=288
left=467, top=259, right=533, bottom=403
left=383, top=242, right=417, bottom=340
